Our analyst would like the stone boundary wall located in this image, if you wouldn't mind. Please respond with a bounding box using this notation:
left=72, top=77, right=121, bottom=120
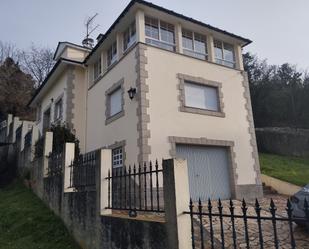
left=255, top=127, right=309, bottom=157
left=31, top=151, right=168, bottom=249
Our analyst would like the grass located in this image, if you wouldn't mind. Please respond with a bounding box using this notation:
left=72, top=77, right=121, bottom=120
left=259, top=153, right=309, bottom=187
left=0, top=181, right=80, bottom=249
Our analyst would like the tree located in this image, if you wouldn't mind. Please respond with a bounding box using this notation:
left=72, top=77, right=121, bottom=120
left=243, top=52, right=309, bottom=129
left=20, top=44, right=55, bottom=86
left=0, top=41, right=21, bottom=64
left=0, top=57, right=35, bottom=120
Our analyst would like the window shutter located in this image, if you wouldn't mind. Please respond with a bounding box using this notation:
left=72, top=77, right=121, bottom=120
left=110, top=88, right=122, bottom=116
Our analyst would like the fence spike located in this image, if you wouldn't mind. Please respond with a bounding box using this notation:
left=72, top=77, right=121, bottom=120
left=229, top=199, right=234, bottom=208
left=208, top=198, right=212, bottom=210
left=155, top=159, right=159, bottom=170
left=255, top=198, right=260, bottom=209
left=270, top=198, right=276, bottom=212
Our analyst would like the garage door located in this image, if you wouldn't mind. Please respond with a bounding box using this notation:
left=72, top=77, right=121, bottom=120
left=176, top=145, right=231, bottom=201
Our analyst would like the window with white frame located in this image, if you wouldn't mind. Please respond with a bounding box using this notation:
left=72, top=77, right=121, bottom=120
left=214, top=39, right=235, bottom=68
left=182, top=29, right=207, bottom=60
left=107, top=41, right=117, bottom=67
left=123, top=21, right=136, bottom=51
left=184, top=81, right=219, bottom=111
left=109, top=87, right=122, bottom=117
left=93, top=57, right=102, bottom=80
left=145, top=16, right=175, bottom=51
left=54, top=98, right=63, bottom=121
left=112, top=147, right=123, bottom=168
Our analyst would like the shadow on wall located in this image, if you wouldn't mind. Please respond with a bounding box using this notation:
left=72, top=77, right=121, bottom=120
left=255, top=127, right=309, bottom=157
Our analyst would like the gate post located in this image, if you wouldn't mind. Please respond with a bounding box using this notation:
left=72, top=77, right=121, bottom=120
left=163, top=158, right=191, bottom=249
left=99, top=149, right=112, bottom=215
left=63, top=142, right=75, bottom=192
left=43, top=131, right=53, bottom=177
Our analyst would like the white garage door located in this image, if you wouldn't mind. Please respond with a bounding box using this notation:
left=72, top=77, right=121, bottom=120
left=176, top=145, right=231, bottom=201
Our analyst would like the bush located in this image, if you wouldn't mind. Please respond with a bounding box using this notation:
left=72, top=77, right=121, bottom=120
left=34, top=123, right=80, bottom=158
left=50, top=123, right=80, bottom=156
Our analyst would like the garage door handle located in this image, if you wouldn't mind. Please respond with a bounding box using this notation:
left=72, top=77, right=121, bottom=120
left=195, top=174, right=199, bottom=177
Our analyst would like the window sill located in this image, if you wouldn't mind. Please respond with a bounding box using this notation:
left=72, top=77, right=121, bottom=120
left=180, top=106, right=225, bottom=118
left=105, top=110, right=125, bottom=125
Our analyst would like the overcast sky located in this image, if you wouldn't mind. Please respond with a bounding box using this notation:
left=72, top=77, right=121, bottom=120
left=1, top=0, right=308, bottom=70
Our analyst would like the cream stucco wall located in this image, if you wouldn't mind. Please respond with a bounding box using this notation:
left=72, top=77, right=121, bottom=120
left=85, top=46, right=139, bottom=166
left=145, top=45, right=256, bottom=185
left=65, top=47, right=88, bottom=62
left=71, top=66, right=87, bottom=153
left=37, top=71, right=67, bottom=135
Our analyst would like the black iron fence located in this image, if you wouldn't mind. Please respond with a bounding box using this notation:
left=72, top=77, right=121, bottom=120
left=105, top=160, right=164, bottom=213
left=69, top=150, right=97, bottom=190
left=47, top=150, right=63, bottom=177
left=185, top=198, right=309, bottom=249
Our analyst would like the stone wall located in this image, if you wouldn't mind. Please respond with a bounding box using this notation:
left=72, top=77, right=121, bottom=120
left=255, top=127, right=309, bottom=157
left=31, top=159, right=168, bottom=249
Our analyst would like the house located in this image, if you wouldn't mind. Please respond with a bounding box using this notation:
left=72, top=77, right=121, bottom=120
left=29, top=0, right=262, bottom=200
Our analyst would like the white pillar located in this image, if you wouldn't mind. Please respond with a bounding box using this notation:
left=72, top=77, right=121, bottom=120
left=176, top=23, right=183, bottom=53
left=43, top=131, right=53, bottom=177
left=235, top=44, right=244, bottom=70
left=163, top=158, right=191, bottom=249
left=63, top=142, right=75, bottom=192
left=136, top=9, right=145, bottom=43
left=207, top=35, right=215, bottom=63
left=30, top=126, right=39, bottom=162
left=100, top=149, right=112, bottom=215
left=116, top=32, right=123, bottom=60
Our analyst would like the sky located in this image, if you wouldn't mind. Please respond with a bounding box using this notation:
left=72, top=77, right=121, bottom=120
left=1, top=0, right=308, bottom=70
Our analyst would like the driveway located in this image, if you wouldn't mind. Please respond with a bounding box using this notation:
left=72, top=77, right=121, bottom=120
left=194, top=193, right=309, bottom=249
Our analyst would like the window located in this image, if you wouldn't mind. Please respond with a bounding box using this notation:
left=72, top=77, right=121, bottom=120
left=36, top=104, right=42, bottom=122
left=214, top=40, right=235, bottom=68
left=109, top=87, right=122, bottom=117
left=107, top=41, right=117, bottom=67
left=145, top=16, right=175, bottom=51
left=43, top=108, right=51, bottom=132
left=184, top=81, right=219, bottom=111
left=54, top=98, right=63, bottom=121
left=123, top=21, right=136, bottom=51
left=182, top=29, right=207, bottom=60
left=93, top=57, right=102, bottom=80
left=112, top=147, right=123, bottom=168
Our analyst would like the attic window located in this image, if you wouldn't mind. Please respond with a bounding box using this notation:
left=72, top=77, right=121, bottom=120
left=123, top=21, right=136, bottom=51
left=107, top=41, right=117, bottom=67
left=93, top=57, right=102, bottom=81
left=214, top=40, right=235, bottom=68
left=145, top=16, right=175, bottom=51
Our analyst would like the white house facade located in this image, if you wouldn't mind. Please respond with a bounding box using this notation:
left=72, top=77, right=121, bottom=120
left=29, top=0, right=262, bottom=200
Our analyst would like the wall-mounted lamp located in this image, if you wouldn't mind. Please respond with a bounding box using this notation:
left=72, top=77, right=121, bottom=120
left=51, top=98, right=54, bottom=103
left=127, top=87, right=137, bottom=100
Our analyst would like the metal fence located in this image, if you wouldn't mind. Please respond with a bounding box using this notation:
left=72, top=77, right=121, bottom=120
left=47, top=150, right=63, bottom=177
left=105, top=160, right=164, bottom=214
left=184, top=198, right=309, bottom=249
left=69, top=150, right=97, bottom=190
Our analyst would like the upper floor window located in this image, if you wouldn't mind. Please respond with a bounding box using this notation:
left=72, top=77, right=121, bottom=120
left=54, top=98, right=63, bottom=121
left=43, top=107, right=51, bottom=132
left=214, top=40, right=235, bottom=68
left=123, top=21, right=136, bottom=51
left=36, top=104, right=42, bottom=122
left=145, top=16, right=175, bottom=51
left=93, top=57, right=102, bottom=80
left=184, top=81, right=219, bottom=112
left=182, top=29, right=207, bottom=60
left=107, top=41, right=117, bottom=67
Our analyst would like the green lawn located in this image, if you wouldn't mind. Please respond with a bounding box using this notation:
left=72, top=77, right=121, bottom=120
left=259, top=153, right=309, bottom=187
left=0, top=181, right=80, bottom=249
